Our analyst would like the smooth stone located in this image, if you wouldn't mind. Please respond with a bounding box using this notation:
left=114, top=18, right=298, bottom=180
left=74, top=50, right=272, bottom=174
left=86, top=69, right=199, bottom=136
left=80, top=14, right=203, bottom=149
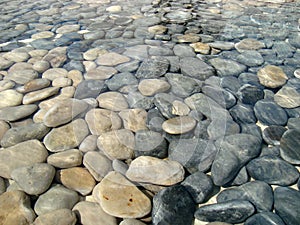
left=209, top=58, right=247, bottom=77
left=6, top=62, right=36, bottom=84
left=138, top=79, right=170, bottom=96
left=287, top=118, right=300, bottom=131
left=83, top=48, right=107, bottom=61
left=93, top=171, right=151, bottom=218
left=0, top=80, right=15, bottom=91
left=96, top=52, right=130, bottom=66
left=190, top=42, right=211, bottom=54
left=47, top=149, right=82, bottom=169
left=237, top=84, right=264, bottom=106
left=52, top=77, right=72, bottom=87
left=211, top=134, right=262, bottom=186
left=162, top=116, right=196, bottom=134
left=23, top=87, right=60, bottom=104
left=0, top=120, right=9, bottom=141
left=31, top=31, right=54, bottom=40
left=34, top=185, right=79, bottom=216
left=0, top=140, right=48, bottom=179
left=11, top=163, right=55, bottom=195
left=236, top=50, right=264, bottom=67
left=135, top=57, right=169, bottom=79
left=195, top=200, right=255, bottom=224
left=126, top=156, right=184, bottom=186
left=246, top=156, right=299, bottom=186
left=106, top=72, right=138, bottom=91
left=0, top=104, right=37, bottom=121
left=73, top=201, right=117, bottom=225
left=274, top=187, right=300, bottom=225
left=227, top=166, right=249, bottom=186
left=152, top=185, right=195, bottom=225
left=207, top=117, right=240, bottom=140
left=43, top=47, right=67, bottom=68
left=33, top=60, right=50, bottom=73
left=257, top=65, right=288, bottom=88
left=85, top=108, right=122, bottom=135
left=85, top=66, right=118, bottom=80
left=262, top=125, right=287, bottom=145
left=172, top=100, right=190, bottom=116
left=182, top=171, right=214, bottom=204
left=154, top=93, right=181, bottom=118
left=43, top=98, right=88, bottom=127
left=235, top=38, right=265, bottom=52
left=202, top=85, right=236, bottom=109
left=83, top=151, right=113, bottom=181
left=0, top=191, right=36, bottom=225
left=56, top=24, right=80, bottom=34
left=97, top=129, right=134, bottom=160
left=176, top=33, right=200, bottom=43
left=254, top=100, right=288, bottom=126
left=44, top=119, right=89, bottom=152
left=1, top=122, right=50, bottom=147
left=74, top=80, right=107, bottom=99
left=0, top=57, right=13, bottom=70
left=120, top=219, right=146, bottom=225
left=280, top=129, right=300, bottom=164
left=180, top=57, right=215, bottom=80
left=119, top=109, right=148, bottom=132
left=217, top=181, right=273, bottom=212
left=127, top=91, right=153, bottom=110
left=165, top=73, right=201, bottom=98
left=274, top=85, right=300, bottom=108
left=32, top=209, right=77, bottom=225
left=229, top=104, right=256, bottom=124
left=169, top=138, right=217, bottom=173
left=209, top=41, right=235, bottom=50
left=245, top=212, right=285, bottom=225
left=97, top=91, right=128, bottom=111
left=0, top=89, right=23, bottom=108
left=3, top=51, right=30, bottom=62
left=220, top=76, right=241, bottom=93
left=42, top=68, right=68, bottom=80
left=134, top=130, right=167, bottom=158
left=58, top=167, right=96, bottom=195
left=172, top=45, right=195, bottom=57
left=164, top=10, right=192, bottom=23
left=0, top=177, right=5, bottom=194
left=18, top=78, right=51, bottom=93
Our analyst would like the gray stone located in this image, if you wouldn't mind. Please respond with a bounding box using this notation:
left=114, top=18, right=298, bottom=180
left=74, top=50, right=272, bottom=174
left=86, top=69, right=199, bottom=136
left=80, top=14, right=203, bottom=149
left=209, top=58, right=247, bottom=77
left=32, top=209, right=77, bottom=225
left=280, top=129, right=300, bottom=164
left=180, top=57, right=215, bottom=80
left=274, top=84, right=300, bottom=109
left=245, top=212, right=285, bottom=225
left=173, top=44, right=196, bottom=57
left=229, top=104, right=256, bottom=124
left=202, top=85, right=236, bottom=109
left=0, top=104, right=37, bottom=121
left=154, top=93, right=181, bottom=119
left=237, top=84, right=264, bottom=106
left=236, top=51, right=264, bottom=67
left=74, top=80, right=107, bottom=99
left=0, top=89, right=23, bottom=108
left=207, top=117, right=240, bottom=140
left=135, top=57, right=169, bottom=79
left=262, top=125, right=287, bottom=146
left=47, top=149, right=83, bottom=169
left=120, top=219, right=146, bottom=225
left=106, top=72, right=138, bottom=91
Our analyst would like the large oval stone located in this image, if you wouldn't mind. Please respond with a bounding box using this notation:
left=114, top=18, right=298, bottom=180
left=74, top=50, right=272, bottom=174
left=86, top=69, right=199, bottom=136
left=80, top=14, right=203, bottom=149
left=257, top=65, right=288, bottom=88
left=0, top=104, right=37, bottom=121
left=32, top=209, right=77, bottom=225
left=162, top=116, right=196, bottom=134
left=0, top=89, right=23, bottom=108
left=280, top=129, right=300, bottom=164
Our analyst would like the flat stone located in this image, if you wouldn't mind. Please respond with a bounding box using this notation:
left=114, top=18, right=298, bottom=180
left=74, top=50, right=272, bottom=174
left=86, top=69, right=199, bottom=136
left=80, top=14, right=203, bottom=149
left=0, top=121, right=9, bottom=143
left=32, top=209, right=77, bottom=225
left=235, top=38, right=265, bottom=52
left=152, top=185, right=195, bottom=225
left=106, top=72, right=138, bottom=91
left=93, top=171, right=151, bottom=218
left=190, top=42, right=211, bottom=54
left=85, top=108, right=122, bottom=135
left=1, top=122, right=50, bottom=147
left=280, top=129, right=300, bottom=164
left=254, top=100, right=288, bottom=126
left=262, top=125, right=287, bottom=146
left=120, top=219, right=146, bottom=225
left=236, top=50, right=264, bottom=67
left=162, top=116, right=196, bottom=134
left=245, top=212, right=285, bottom=225
left=47, top=149, right=82, bottom=169
left=32, top=60, right=51, bottom=73
left=172, top=45, right=195, bottom=57
left=229, top=104, right=256, bottom=124
left=126, top=156, right=184, bottom=186
left=182, top=171, right=214, bottom=204
left=23, top=87, right=60, bottom=104
left=31, top=31, right=54, bottom=40
left=58, top=167, right=96, bottom=195
left=43, top=47, right=67, bottom=68
left=83, top=151, right=113, bottom=181
left=0, top=89, right=23, bottom=108
left=287, top=118, right=300, bottom=131
left=180, top=57, right=215, bottom=80
left=274, top=187, right=300, bottom=225
left=3, top=51, right=30, bottom=62
left=0, top=191, right=36, bottom=225
left=195, top=200, right=255, bottom=224
left=135, top=58, right=169, bottom=79
left=44, top=119, right=89, bottom=152
left=42, top=68, right=68, bottom=80
left=73, top=201, right=117, bottom=225
left=43, top=98, right=88, bottom=127
left=0, top=80, right=15, bottom=92
left=237, top=84, right=264, bottom=106
left=96, top=52, right=130, bottom=66
left=0, top=57, right=13, bottom=70
left=74, top=80, right=107, bottom=99
left=97, top=91, right=128, bottom=111
left=217, top=181, right=273, bottom=212
left=209, top=41, right=235, bottom=50
left=176, top=33, right=200, bottom=43
left=148, top=25, right=167, bottom=34
left=85, top=66, right=118, bottom=80
left=202, top=85, right=236, bottom=109
left=6, top=64, right=39, bottom=84
left=207, top=117, right=240, bottom=140
left=138, top=79, right=170, bottom=96
left=0, top=140, right=48, bottom=179
left=119, top=109, right=148, bottom=132
left=52, top=77, right=72, bottom=87
left=56, top=24, right=80, bottom=34
left=17, top=78, right=51, bottom=94
left=209, top=58, right=247, bottom=77
left=11, top=163, right=55, bottom=195
left=246, top=156, right=299, bottom=186
left=172, top=100, right=190, bottom=116
left=257, top=65, right=288, bottom=88
left=274, top=85, right=300, bottom=108
left=0, top=104, right=37, bottom=121
left=34, top=185, right=79, bottom=216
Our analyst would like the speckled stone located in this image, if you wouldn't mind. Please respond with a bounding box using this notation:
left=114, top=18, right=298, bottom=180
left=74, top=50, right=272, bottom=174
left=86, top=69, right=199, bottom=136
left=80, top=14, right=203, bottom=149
left=257, top=65, right=288, bottom=88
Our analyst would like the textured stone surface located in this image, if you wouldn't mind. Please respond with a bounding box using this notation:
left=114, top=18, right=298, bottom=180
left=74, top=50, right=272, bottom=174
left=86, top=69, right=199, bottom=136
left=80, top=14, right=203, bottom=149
left=0, top=104, right=37, bottom=121
left=162, top=116, right=196, bottom=134
left=257, top=65, right=288, bottom=88
left=0, top=89, right=23, bottom=108
left=47, top=149, right=82, bottom=169
left=32, top=209, right=77, bottom=225
left=280, top=129, right=300, bottom=164
left=245, top=212, right=285, bottom=225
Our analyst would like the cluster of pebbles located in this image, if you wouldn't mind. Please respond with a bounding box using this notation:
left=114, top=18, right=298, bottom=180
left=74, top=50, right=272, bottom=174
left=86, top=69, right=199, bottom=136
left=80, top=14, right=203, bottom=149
left=0, top=0, right=300, bottom=224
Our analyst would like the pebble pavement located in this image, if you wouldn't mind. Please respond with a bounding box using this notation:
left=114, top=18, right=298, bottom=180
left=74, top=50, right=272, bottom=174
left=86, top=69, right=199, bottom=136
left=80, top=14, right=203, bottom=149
left=0, top=0, right=300, bottom=224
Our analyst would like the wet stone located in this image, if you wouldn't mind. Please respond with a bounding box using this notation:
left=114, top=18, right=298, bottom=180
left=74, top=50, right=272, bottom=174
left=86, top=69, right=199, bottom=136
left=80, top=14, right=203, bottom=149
left=262, top=125, right=287, bottom=146
left=32, top=209, right=77, bottom=225
left=245, top=212, right=285, bottom=225
left=180, top=57, right=215, bottom=80
left=47, top=149, right=82, bottom=169
left=162, top=116, right=196, bottom=134
left=209, top=58, right=247, bottom=77
left=237, top=84, right=264, bottom=106
left=152, top=185, right=195, bottom=225
left=11, top=163, right=55, bottom=195
left=74, top=80, right=107, bottom=99
left=229, top=104, right=257, bottom=124
left=0, top=89, right=23, bottom=108
left=280, top=129, right=300, bottom=164
left=257, top=65, right=288, bottom=88
left=246, top=156, right=299, bottom=186
left=0, top=104, right=37, bottom=122
left=138, top=79, right=170, bottom=96
left=135, top=58, right=169, bottom=79
left=195, top=200, right=255, bottom=224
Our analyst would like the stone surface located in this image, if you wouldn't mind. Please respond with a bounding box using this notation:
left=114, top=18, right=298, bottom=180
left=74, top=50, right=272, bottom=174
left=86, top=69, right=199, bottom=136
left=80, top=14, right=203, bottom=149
left=262, top=125, right=287, bottom=146
left=274, top=85, right=300, bottom=109
left=23, top=87, right=60, bottom=104
left=85, top=66, right=118, bottom=80
left=257, top=65, right=288, bottom=88
left=126, top=156, right=185, bottom=186
left=235, top=38, right=265, bottom=52
left=93, top=171, right=151, bottom=218
left=0, top=190, right=36, bottom=225
left=245, top=212, right=285, bottom=225
left=97, top=91, right=128, bottom=111
left=280, top=129, right=300, bottom=164
left=135, top=58, right=169, bottom=79
left=180, top=57, right=215, bottom=80
left=209, top=58, right=246, bottom=77
left=96, top=52, right=130, bottom=66
left=74, top=80, right=107, bottom=99
left=138, top=79, right=170, bottom=96
left=0, top=89, right=23, bottom=108
left=152, top=185, right=195, bottom=225
left=47, top=149, right=82, bottom=169
left=11, top=163, right=55, bottom=195
left=32, top=209, right=77, bottom=225
left=0, top=104, right=37, bottom=121
left=18, top=78, right=51, bottom=93
left=119, top=109, right=148, bottom=132
left=162, top=116, right=196, bottom=134
left=120, top=219, right=146, bottom=225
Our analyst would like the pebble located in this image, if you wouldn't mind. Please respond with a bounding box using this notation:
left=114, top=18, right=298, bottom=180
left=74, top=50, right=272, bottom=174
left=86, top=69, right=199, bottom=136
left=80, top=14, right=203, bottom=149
left=33, top=60, right=51, bottom=73
left=43, top=47, right=67, bottom=68
left=0, top=89, right=23, bottom=108
left=42, top=68, right=68, bottom=80
left=0, top=80, right=15, bottom=92
left=257, top=65, right=288, bottom=88
left=262, top=125, right=287, bottom=146
left=190, top=42, right=211, bottom=54
left=105, top=72, right=138, bottom=91
left=162, top=116, right=196, bottom=134
left=34, top=184, right=79, bottom=216
left=229, top=103, right=257, bottom=124
left=135, top=58, right=169, bottom=79
left=97, top=91, right=128, bottom=111
left=246, top=155, right=299, bottom=186
left=237, top=84, right=264, bottom=106
left=0, top=121, right=9, bottom=141
left=119, top=108, right=148, bottom=132
left=180, top=57, right=215, bottom=80
left=56, top=24, right=80, bottom=34
left=17, top=78, right=51, bottom=94
left=236, top=50, right=264, bottom=67
left=138, top=79, right=170, bottom=96
left=0, top=104, right=37, bottom=121
left=44, top=119, right=89, bottom=152
left=85, top=66, right=118, bottom=80
left=152, top=185, right=195, bottom=225
left=0, top=190, right=36, bottom=224
left=47, top=149, right=82, bottom=169
left=172, top=100, right=190, bottom=116
left=209, top=58, right=247, bottom=77
left=32, top=209, right=77, bottom=225
left=280, top=129, right=300, bottom=164
left=274, top=84, right=300, bottom=108
left=0, top=140, right=48, bottom=179
left=31, top=31, right=54, bottom=40
left=74, top=80, right=107, bottom=99
left=3, top=51, right=30, bottom=62
left=6, top=63, right=38, bottom=84
left=22, top=87, right=60, bottom=104
left=96, top=52, right=130, bottom=66
left=245, top=212, right=285, bottom=225
left=126, top=156, right=185, bottom=186
left=235, top=38, right=265, bottom=52
left=120, top=219, right=146, bottom=225
left=73, top=201, right=117, bottom=225
left=11, top=163, right=55, bottom=195
left=93, top=171, right=151, bottom=218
